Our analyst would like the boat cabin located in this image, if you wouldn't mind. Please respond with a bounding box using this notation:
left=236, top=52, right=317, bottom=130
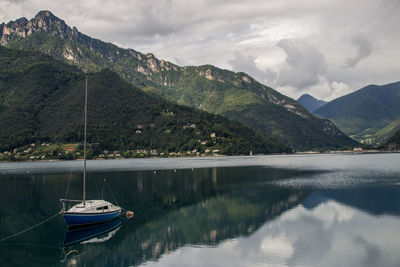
left=67, top=200, right=119, bottom=214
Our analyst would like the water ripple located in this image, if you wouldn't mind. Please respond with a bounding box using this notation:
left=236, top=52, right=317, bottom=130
left=272, top=170, right=400, bottom=189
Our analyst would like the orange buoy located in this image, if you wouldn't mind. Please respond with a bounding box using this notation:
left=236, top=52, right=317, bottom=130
left=126, top=210, right=134, bottom=218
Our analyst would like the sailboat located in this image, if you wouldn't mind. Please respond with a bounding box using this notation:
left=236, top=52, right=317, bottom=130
left=60, top=74, right=122, bottom=228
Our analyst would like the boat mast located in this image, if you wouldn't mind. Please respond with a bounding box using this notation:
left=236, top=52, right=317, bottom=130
left=83, top=73, right=88, bottom=205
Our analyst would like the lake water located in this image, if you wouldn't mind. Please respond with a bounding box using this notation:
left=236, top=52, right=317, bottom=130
left=0, top=153, right=400, bottom=266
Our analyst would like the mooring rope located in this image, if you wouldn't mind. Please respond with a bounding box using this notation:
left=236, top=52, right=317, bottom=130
left=0, top=211, right=61, bottom=242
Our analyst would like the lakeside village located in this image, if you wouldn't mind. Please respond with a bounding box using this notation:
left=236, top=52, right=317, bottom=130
left=0, top=142, right=222, bottom=162
left=0, top=122, right=387, bottom=162
left=0, top=132, right=225, bottom=162
left=0, top=141, right=382, bottom=162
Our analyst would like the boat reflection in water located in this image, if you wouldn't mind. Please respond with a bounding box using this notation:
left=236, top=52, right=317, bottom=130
left=61, top=218, right=122, bottom=263
left=62, top=218, right=122, bottom=247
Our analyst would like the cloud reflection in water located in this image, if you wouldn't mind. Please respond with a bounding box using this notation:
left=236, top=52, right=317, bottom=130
left=141, top=197, right=400, bottom=267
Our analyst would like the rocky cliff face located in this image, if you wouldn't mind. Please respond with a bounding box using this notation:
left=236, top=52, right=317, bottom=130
left=1, top=11, right=71, bottom=44
left=1, top=11, right=178, bottom=76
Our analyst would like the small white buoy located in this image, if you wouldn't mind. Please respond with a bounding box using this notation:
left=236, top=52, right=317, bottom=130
left=153, top=170, right=157, bottom=174
left=174, top=169, right=176, bottom=172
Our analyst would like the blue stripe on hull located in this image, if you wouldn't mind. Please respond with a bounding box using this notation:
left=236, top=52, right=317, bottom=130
left=62, top=209, right=122, bottom=227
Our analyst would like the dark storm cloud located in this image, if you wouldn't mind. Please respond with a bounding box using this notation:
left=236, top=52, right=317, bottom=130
left=344, top=33, right=373, bottom=68
left=275, top=39, right=326, bottom=89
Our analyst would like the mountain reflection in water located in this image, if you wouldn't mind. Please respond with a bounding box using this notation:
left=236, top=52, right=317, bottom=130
left=0, top=166, right=307, bottom=266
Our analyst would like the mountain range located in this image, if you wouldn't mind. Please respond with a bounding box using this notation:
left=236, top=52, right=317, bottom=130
left=0, top=46, right=287, bottom=155
left=297, top=94, right=327, bottom=112
left=0, top=10, right=356, bottom=151
left=313, top=81, right=400, bottom=142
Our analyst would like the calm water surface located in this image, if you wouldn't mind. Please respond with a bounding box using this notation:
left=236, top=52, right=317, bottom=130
left=0, top=153, right=399, bottom=266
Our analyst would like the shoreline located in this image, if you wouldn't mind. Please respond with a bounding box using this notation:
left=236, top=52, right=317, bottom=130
left=1, top=149, right=399, bottom=164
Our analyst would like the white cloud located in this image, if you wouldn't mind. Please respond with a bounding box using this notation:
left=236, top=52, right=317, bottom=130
left=260, top=233, right=294, bottom=260
left=242, top=17, right=318, bottom=45
left=228, top=51, right=276, bottom=84
left=329, top=81, right=350, bottom=100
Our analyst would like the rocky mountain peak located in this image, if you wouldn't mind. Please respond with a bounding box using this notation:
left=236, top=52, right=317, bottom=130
left=0, top=10, right=180, bottom=74
left=1, top=10, right=72, bottom=45
left=34, top=10, right=57, bottom=20
left=30, top=10, right=71, bottom=38
left=8, top=17, right=28, bottom=27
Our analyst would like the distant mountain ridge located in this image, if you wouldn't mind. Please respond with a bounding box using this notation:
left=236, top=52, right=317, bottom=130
left=297, top=94, right=327, bottom=112
left=0, top=11, right=357, bottom=150
left=314, top=81, right=400, bottom=140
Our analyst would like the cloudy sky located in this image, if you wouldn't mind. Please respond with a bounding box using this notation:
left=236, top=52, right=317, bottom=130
left=1, top=0, right=399, bottom=100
